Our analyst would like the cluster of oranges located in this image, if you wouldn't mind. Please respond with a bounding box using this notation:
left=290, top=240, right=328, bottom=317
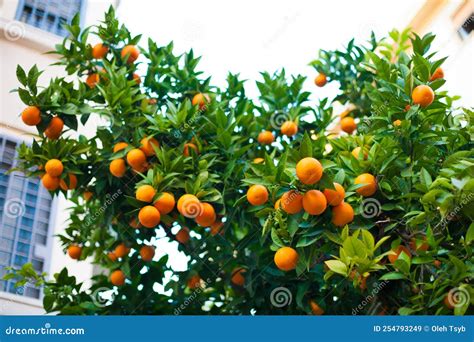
left=257, top=119, right=299, bottom=146
left=40, top=159, right=77, bottom=191
left=21, top=106, right=65, bottom=140
left=247, top=156, right=379, bottom=272
left=86, top=44, right=141, bottom=88
left=109, top=137, right=159, bottom=177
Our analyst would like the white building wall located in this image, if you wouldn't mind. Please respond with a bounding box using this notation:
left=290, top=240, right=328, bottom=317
left=0, top=0, right=116, bottom=314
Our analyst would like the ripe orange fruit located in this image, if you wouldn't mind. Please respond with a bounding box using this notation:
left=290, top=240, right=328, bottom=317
left=323, top=183, right=345, bottom=206
left=92, top=43, right=108, bottom=59
left=246, top=185, right=269, bottom=206
left=281, top=121, right=298, bottom=137
left=302, top=190, right=327, bottom=215
left=351, top=146, right=368, bottom=160
left=341, top=117, right=356, bottom=134
left=138, top=205, right=161, bottom=228
left=21, top=106, right=41, bottom=126
left=433, top=260, right=441, bottom=268
left=210, top=220, right=224, bottom=236
left=409, top=237, right=429, bottom=252
left=42, top=174, right=59, bottom=191
left=109, top=159, right=126, bottom=178
left=296, top=157, right=323, bottom=185
left=274, top=199, right=281, bottom=210
left=176, top=227, right=190, bottom=244
left=281, top=190, right=304, bottom=214
left=114, top=243, right=130, bottom=258
left=121, top=45, right=139, bottom=64
left=388, top=245, right=411, bottom=264
left=187, top=274, right=202, bottom=289
left=331, top=202, right=354, bottom=227
left=429, top=67, right=444, bottom=82
left=309, top=300, right=324, bottom=315
left=59, top=173, right=77, bottom=190
left=444, top=293, right=455, bottom=310
left=354, top=173, right=377, bottom=197
left=113, top=142, right=128, bottom=153
left=257, top=131, right=274, bottom=145
left=195, top=202, right=217, bottom=227
left=136, top=185, right=156, bottom=203
left=314, top=73, right=327, bottom=87
left=412, top=85, right=434, bottom=107
left=44, top=116, right=64, bottom=139
left=140, top=245, right=155, bottom=262
left=83, top=191, right=93, bottom=201
left=192, top=93, right=211, bottom=109
left=231, top=267, right=246, bottom=286
left=183, top=143, right=199, bottom=156
left=153, top=192, right=175, bottom=215
left=253, top=157, right=264, bottom=164
left=86, top=73, right=100, bottom=88
left=274, top=246, right=299, bottom=271
left=45, top=159, right=63, bottom=177
left=404, top=104, right=411, bottom=112
left=393, top=119, right=402, bottom=127
left=110, top=270, right=125, bottom=286
left=177, top=194, right=201, bottom=218
left=140, top=137, right=159, bottom=156
left=67, top=245, right=82, bottom=260
left=107, top=251, right=118, bottom=261
left=126, top=149, right=147, bottom=171
left=133, top=73, right=141, bottom=84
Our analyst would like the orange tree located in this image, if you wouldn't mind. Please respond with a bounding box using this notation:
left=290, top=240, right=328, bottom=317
left=6, top=8, right=473, bottom=315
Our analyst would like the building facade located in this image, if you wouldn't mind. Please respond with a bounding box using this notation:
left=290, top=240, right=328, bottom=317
left=0, top=0, right=116, bottom=314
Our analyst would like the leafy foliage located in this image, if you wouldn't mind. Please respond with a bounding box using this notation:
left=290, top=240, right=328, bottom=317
left=6, top=8, right=473, bottom=315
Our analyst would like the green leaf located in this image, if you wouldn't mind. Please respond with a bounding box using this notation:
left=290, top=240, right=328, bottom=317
left=324, top=260, right=347, bottom=276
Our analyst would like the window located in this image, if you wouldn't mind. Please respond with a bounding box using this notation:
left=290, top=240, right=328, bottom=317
left=458, top=14, right=474, bottom=40
left=15, top=0, right=84, bottom=37
left=0, top=134, right=54, bottom=300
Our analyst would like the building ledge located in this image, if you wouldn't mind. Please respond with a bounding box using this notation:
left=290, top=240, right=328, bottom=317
left=0, top=17, right=61, bottom=54
left=0, top=291, right=43, bottom=309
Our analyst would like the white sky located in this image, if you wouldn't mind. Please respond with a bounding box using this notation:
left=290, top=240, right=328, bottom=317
left=117, top=0, right=425, bottom=100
